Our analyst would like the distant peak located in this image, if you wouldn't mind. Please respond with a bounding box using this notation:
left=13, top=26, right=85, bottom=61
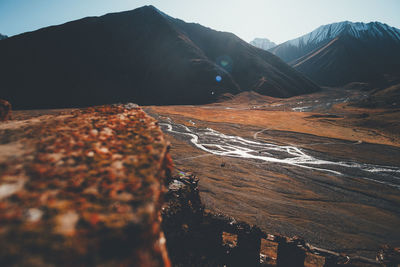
left=139, top=5, right=157, bottom=10
left=250, top=38, right=276, bottom=50
left=134, top=5, right=162, bottom=14
left=252, top=37, right=274, bottom=42
left=136, top=5, right=173, bottom=20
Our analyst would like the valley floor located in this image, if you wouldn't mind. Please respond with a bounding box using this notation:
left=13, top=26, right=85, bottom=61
left=146, top=88, right=400, bottom=258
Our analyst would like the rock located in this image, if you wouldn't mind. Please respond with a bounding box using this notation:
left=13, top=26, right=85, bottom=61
left=0, top=105, right=171, bottom=266
left=377, top=245, right=400, bottom=265
left=124, top=103, right=139, bottom=109
left=0, top=99, right=11, bottom=121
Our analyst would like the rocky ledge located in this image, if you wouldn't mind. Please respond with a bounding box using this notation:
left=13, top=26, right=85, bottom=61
left=0, top=105, right=172, bottom=266
left=162, top=170, right=400, bottom=267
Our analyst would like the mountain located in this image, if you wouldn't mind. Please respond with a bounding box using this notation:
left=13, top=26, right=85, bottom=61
left=0, top=34, right=7, bottom=40
left=250, top=38, right=276, bottom=50
left=0, top=6, right=319, bottom=109
left=270, top=21, right=400, bottom=87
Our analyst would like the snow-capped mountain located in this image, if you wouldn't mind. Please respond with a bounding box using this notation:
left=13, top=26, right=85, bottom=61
left=270, top=21, right=400, bottom=63
left=0, top=33, right=7, bottom=40
left=250, top=38, right=276, bottom=50
left=269, top=21, right=400, bottom=87
left=283, top=21, right=400, bottom=49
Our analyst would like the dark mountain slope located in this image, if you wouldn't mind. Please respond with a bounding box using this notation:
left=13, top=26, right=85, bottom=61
left=354, top=83, right=400, bottom=108
left=293, top=35, right=400, bottom=87
left=0, top=6, right=319, bottom=109
left=270, top=21, right=400, bottom=87
left=0, top=7, right=235, bottom=108
left=290, top=35, right=390, bottom=87
left=0, top=34, right=7, bottom=40
left=168, top=17, right=319, bottom=98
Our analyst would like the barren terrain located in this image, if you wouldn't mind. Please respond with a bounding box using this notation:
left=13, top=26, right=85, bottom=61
left=146, top=88, right=400, bottom=258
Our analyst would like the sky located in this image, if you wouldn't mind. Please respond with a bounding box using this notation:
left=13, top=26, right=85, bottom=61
left=1, top=0, right=400, bottom=44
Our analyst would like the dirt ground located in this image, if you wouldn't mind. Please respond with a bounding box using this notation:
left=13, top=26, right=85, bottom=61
left=146, top=89, right=400, bottom=258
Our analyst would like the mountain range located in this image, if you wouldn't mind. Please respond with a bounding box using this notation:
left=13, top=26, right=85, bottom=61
left=0, top=34, right=7, bottom=40
left=250, top=38, right=276, bottom=50
left=0, top=6, right=318, bottom=109
left=269, top=21, right=400, bottom=87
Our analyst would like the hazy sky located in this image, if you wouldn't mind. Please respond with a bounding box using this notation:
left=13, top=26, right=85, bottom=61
left=1, top=0, right=400, bottom=44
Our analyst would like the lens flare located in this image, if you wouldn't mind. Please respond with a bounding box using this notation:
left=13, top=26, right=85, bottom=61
left=216, top=75, right=222, bottom=82
left=220, top=60, right=229, bottom=67
left=216, top=55, right=233, bottom=73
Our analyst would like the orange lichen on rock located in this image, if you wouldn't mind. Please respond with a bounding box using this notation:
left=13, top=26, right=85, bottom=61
left=0, top=104, right=171, bottom=266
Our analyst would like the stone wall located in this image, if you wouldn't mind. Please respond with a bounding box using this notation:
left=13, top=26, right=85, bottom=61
left=162, top=170, right=399, bottom=267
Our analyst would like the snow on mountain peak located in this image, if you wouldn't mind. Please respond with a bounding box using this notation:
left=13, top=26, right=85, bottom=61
left=250, top=38, right=277, bottom=50
left=284, top=21, right=400, bottom=47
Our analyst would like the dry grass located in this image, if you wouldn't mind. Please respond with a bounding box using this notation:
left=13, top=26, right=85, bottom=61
left=149, top=105, right=400, bottom=147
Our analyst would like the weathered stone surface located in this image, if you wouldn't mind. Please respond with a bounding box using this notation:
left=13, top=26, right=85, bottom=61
left=0, top=105, right=172, bottom=266
left=260, top=238, right=278, bottom=266
left=304, top=252, right=325, bottom=267
left=0, top=99, right=11, bottom=121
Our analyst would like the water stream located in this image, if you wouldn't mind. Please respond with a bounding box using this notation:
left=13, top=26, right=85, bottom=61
left=160, top=119, right=400, bottom=190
